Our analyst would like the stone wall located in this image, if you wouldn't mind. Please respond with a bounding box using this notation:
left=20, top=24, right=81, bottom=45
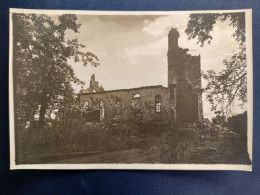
left=176, top=51, right=202, bottom=122
left=79, top=86, right=171, bottom=123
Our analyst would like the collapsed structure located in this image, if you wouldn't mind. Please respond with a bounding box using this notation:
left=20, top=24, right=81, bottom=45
left=78, top=28, right=203, bottom=123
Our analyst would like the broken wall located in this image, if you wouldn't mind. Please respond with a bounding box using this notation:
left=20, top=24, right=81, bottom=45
left=79, top=86, right=171, bottom=124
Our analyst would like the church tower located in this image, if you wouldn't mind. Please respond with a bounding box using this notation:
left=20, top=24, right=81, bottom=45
left=168, top=28, right=179, bottom=87
left=167, top=28, right=203, bottom=123
left=167, top=28, right=180, bottom=123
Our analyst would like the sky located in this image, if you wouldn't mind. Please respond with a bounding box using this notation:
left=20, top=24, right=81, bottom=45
left=58, top=13, right=243, bottom=119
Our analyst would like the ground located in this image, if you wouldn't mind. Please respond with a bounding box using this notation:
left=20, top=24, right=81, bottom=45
left=18, top=120, right=251, bottom=165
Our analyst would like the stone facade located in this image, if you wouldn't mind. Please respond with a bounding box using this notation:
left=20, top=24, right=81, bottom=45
left=78, top=28, right=203, bottom=123
left=79, top=86, right=170, bottom=123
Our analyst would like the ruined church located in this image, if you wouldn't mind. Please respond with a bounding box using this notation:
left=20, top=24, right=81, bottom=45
left=78, top=28, right=203, bottom=124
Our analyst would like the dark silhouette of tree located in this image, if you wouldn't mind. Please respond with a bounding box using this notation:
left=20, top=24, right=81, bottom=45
left=185, top=12, right=246, bottom=116
left=227, top=111, right=247, bottom=136
left=12, top=13, right=99, bottom=128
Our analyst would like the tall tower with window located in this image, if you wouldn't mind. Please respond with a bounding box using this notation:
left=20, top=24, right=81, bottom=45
left=167, top=28, right=203, bottom=123
left=168, top=28, right=179, bottom=87
left=167, top=28, right=180, bottom=122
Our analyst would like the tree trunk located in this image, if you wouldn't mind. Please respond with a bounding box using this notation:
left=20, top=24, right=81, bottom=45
left=38, top=93, right=48, bottom=129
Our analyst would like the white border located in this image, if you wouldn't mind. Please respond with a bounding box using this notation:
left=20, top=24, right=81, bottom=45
left=9, top=8, right=253, bottom=171
left=10, top=164, right=252, bottom=171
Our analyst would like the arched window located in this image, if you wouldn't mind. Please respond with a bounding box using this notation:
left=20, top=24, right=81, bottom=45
left=83, top=100, right=89, bottom=107
left=99, top=99, right=105, bottom=121
left=116, top=98, right=122, bottom=115
left=155, top=95, right=162, bottom=113
left=131, top=94, right=141, bottom=110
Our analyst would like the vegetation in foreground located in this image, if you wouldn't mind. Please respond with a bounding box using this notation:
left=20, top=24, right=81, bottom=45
left=17, top=112, right=250, bottom=165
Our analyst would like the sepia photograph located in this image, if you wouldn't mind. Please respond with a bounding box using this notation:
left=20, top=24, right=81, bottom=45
left=9, top=9, right=253, bottom=170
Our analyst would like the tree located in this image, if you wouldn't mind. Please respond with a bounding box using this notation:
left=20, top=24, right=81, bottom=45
left=185, top=12, right=247, bottom=116
left=227, top=111, right=247, bottom=136
left=13, top=13, right=99, bottom=128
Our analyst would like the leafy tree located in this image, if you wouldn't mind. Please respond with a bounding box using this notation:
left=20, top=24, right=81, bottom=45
left=12, top=13, right=99, bottom=128
left=185, top=12, right=246, bottom=116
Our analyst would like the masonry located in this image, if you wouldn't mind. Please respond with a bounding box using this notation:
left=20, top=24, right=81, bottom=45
left=78, top=28, right=203, bottom=124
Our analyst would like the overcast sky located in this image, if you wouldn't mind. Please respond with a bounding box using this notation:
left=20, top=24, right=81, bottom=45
left=60, top=13, right=243, bottom=119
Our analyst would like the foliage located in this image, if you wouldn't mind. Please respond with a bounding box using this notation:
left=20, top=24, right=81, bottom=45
left=13, top=13, right=99, bottom=127
left=19, top=120, right=141, bottom=163
left=185, top=12, right=247, bottom=116
left=203, top=47, right=247, bottom=115
left=227, top=111, right=247, bottom=135
left=211, top=112, right=227, bottom=126
left=185, top=13, right=245, bottom=46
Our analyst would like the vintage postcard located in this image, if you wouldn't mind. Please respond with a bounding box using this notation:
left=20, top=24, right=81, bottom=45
left=9, top=9, right=253, bottom=170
